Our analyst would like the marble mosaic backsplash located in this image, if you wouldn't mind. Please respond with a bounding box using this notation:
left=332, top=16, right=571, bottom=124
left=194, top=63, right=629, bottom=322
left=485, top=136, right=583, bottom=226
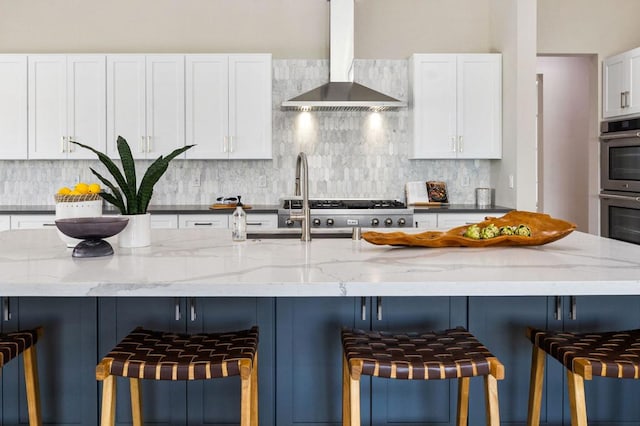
left=0, top=59, right=490, bottom=206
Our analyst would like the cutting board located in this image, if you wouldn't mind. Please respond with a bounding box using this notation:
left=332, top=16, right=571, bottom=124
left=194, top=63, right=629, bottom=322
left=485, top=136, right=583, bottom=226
left=209, top=204, right=253, bottom=210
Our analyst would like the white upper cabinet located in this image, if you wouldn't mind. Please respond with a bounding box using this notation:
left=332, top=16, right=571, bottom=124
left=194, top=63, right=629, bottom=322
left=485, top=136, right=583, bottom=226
left=28, top=55, right=106, bottom=159
left=0, top=55, right=27, bottom=159
left=409, top=53, right=502, bottom=159
left=185, top=54, right=272, bottom=159
left=603, top=47, right=640, bottom=118
left=107, top=55, right=185, bottom=159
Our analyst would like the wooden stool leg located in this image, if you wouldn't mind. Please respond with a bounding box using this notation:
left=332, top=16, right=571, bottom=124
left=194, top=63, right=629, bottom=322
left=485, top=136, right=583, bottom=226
left=23, top=345, right=42, bottom=426
left=250, top=352, right=259, bottom=426
left=484, top=373, right=500, bottom=426
left=567, top=370, right=588, bottom=426
left=456, top=377, right=470, bottom=426
left=527, top=345, right=546, bottom=426
left=348, top=360, right=362, bottom=426
left=342, top=354, right=351, bottom=426
left=130, top=378, right=143, bottom=426
left=100, top=374, right=116, bottom=426
left=239, top=359, right=252, bottom=426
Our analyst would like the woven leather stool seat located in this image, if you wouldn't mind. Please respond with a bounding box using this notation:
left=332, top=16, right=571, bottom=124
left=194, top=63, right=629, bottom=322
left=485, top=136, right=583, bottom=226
left=97, top=326, right=259, bottom=426
left=526, top=327, right=640, bottom=426
left=0, top=327, right=43, bottom=425
left=342, top=327, right=498, bottom=380
left=0, top=328, right=40, bottom=368
left=527, top=327, right=640, bottom=379
left=98, top=326, right=258, bottom=381
left=342, top=326, right=504, bottom=426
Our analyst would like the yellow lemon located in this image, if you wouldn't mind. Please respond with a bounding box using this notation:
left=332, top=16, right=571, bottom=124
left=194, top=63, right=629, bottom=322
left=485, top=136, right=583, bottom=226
left=57, top=186, right=72, bottom=195
left=68, top=190, right=82, bottom=196
left=88, top=183, right=101, bottom=194
left=74, top=182, right=90, bottom=194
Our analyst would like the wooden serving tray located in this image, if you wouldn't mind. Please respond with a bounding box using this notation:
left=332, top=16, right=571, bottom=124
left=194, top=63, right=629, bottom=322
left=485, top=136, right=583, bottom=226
left=209, top=204, right=253, bottom=210
left=362, top=211, right=576, bottom=248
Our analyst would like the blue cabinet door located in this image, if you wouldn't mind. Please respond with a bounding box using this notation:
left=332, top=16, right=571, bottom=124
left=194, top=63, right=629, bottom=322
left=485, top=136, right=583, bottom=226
left=186, top=297, right=275, bottom=426
left=98, top=297, right=188, bottom=426
left=2, top=297, right=98, bottom=426
left=275, top=297, right=368, bottom=426
left=562, top=295, right=640, bottom=425
left=468, top=296, right=564, bottom=425
left=370, top=296, right=466, bottom=426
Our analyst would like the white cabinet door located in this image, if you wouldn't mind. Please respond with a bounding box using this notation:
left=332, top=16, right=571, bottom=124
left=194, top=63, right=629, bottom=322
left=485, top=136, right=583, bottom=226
left=0, top=55, right=27, bottom=159
left=150, top=214, right=178, bottom=229
left=437, top=213, right=489, bottom=230
left=603, top=52, right=627, bottom=119
left=106, top=55, right=146, bottom=157
left=457, top=55, right=501, bottom=159
left=413, top=213, right=438, bottom=229
left=409, top=54, right=457, bottom=159
left=185, top=55, right=229, bottom=159
left=146, top=55, right=185, bottom=158
left=185, top=54, right=272, bottom=160
left=228, top=54, right=272, bottom=159
left=603, top=47, right=640, bottom=119
left=245, top=213, right=278, bottom=229
left=66, top=55, right=106, bottom=159
left=28, top=55, right=105, bottom=159
left=28, top=55, right=67, bottom=159
left=10, top=214, right=57, bottom=229
left=106, top=55, right=185, bottom=159
left=410, top=53, right=501, bottom=159
left=0, top=216, right=10, bottom=231
left=178, top=214, right=228, bottom=229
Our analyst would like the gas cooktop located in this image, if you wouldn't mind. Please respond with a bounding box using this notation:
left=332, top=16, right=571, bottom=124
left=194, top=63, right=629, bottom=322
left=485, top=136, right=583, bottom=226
left=282, top=199, right=407, bottom=210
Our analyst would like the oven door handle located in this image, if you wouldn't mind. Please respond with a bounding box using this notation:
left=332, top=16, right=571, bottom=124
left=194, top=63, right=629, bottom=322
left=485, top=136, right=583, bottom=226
left=599, top=193, right=640, bottom=202
left=600, top=131, right=640, bottom=141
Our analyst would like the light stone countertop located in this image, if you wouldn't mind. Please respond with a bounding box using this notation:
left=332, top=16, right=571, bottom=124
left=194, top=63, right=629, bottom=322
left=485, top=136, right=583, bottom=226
left=0, top=228, right=639, bottom=297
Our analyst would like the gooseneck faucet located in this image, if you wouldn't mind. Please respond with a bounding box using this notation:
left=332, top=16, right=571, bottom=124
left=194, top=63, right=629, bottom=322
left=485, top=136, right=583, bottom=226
left=289, top=152, right=311, bottom=241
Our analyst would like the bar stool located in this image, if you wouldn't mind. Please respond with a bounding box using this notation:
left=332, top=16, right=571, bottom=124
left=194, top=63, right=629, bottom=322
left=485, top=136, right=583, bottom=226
left=0, top=327, right=43, bottom=426
left=96, top=326, right=259, bottom=426
left=527, top=327, right=640, bottom=426
left=341, top=326, right=504, bottom=426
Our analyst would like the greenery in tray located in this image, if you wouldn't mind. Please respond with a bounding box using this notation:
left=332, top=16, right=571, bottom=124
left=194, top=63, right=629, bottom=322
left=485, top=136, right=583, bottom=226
left=71, top=137, right=194, bottom=215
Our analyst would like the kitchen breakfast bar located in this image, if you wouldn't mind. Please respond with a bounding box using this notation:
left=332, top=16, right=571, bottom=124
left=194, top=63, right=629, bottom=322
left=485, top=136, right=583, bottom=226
left=1, top=228, right=640, bottom=425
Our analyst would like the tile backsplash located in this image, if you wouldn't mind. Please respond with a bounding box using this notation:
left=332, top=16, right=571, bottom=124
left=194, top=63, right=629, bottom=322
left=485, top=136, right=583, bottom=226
left=0, top=59, right=490, bottom=206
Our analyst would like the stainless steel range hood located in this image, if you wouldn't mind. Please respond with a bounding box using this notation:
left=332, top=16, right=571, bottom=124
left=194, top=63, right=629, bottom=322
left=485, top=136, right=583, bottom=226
left=281, top=0, right=406, bottom=112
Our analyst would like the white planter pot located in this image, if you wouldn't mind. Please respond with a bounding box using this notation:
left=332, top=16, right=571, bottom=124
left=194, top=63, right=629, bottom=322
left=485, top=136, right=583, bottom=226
left=118, top=213, right=151, bottom=248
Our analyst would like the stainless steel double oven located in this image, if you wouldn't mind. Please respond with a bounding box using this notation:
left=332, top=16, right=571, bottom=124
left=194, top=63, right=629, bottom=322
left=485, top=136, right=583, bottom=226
left=600, top=117, right=640, bottom=245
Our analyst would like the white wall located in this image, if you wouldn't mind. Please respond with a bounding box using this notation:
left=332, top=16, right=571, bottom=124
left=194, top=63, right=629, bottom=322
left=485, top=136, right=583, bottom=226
left=537, top=56, right=595, bottom=232
left=489, top=0, right=538, bottom=211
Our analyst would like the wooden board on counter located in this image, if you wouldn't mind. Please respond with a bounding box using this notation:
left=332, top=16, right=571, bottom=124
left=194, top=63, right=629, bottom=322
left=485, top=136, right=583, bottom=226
left=209, top=204, right=253, bottom=210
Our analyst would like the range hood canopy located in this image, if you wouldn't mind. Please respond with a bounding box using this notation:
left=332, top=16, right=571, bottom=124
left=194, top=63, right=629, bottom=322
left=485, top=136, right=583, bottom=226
left=282, top=0, right=406, bottom=112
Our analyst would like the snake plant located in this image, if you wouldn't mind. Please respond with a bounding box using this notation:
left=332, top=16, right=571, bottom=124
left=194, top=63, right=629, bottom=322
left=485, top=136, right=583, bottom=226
left=71, top=137, right=194, bottom=215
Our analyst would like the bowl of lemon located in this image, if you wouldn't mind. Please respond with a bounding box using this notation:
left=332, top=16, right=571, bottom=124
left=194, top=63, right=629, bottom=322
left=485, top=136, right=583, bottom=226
left=55, top=182, right=104, bottom=247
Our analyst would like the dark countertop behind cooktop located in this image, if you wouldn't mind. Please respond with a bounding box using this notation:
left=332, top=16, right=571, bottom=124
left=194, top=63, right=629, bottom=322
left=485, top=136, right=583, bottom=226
left=0, top=204, right=512, bottom=215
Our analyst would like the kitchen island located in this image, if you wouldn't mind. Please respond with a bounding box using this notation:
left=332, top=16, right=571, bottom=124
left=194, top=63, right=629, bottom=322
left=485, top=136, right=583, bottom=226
left=1, top=228, right=639, bottom=426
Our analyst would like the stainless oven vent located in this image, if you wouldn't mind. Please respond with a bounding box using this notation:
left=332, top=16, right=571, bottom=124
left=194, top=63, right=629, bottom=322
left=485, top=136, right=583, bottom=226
left=281, top=0, right=406, bottom=112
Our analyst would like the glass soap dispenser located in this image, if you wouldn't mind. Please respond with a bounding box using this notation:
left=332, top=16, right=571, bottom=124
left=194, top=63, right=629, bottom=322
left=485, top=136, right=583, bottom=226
left=231, top=195, right=247, bottom=241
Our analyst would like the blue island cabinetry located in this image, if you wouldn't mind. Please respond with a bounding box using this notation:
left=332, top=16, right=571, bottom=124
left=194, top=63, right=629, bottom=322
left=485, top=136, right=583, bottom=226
left=469, top=296, right=640, bottom=426
left=275, top=296, right=468, bottom=426
left=97, top=297, right=275, bottom=426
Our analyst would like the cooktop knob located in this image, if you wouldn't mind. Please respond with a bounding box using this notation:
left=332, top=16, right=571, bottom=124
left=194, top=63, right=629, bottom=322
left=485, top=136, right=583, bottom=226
left=397, top=218, right=406, bottom=226
left=326, top=218, right=334, bottom=226
left=312, top=218, right=322, bottom=226
left=371, top=218, right=380, bottom=226
left=285, top=219, right=294, bottom=227
left=384, top=218, right=393, bottom=226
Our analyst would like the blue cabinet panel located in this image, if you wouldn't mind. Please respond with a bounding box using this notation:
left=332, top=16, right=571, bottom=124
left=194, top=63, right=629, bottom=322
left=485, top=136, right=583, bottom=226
left=3, top=297, right=98, bottom=426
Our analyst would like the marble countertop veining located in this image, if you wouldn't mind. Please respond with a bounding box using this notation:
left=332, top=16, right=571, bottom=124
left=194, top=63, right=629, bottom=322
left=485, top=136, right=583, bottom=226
left=0, top=228, right=639, bottom=297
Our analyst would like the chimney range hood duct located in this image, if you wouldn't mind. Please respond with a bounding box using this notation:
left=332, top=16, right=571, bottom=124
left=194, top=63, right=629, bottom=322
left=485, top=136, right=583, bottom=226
left=281, top=0, right=406, bottom=112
